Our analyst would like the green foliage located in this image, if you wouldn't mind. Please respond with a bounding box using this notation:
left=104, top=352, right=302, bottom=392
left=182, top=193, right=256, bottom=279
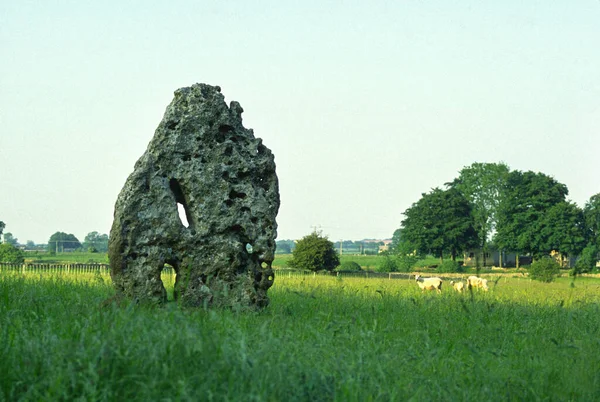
left=0, top=243, right=25, bottom=263
left=275, top=239, right=295, bottom=254
left=448, top=162, right=510, bottom=260
left=375, top=255, right=398, bottom=272
left=401, top=187, right=478, bottom=261
left=288, top=232, right=340, bottom=272
left=337, top=261, right=362, bottom=272
left=584, top=193, right=600, bottom=248
left=573, top=244, right=599, bottom=274
left=82, top=231, right=109, bottom=253
left=528, top=257, right=561, bottom=283
left=396, top=254, right=419, bottom=272
left=0, top=221, right=4, bottom=236
left=534, top=201, right=586, bottom=259
left=436, top=260, right=464, bottom=273
left=2, top=232, right=18, bottom=246
left=495, top=170, right=569, bottom=255
left=47, top=232, right=82, bottom=252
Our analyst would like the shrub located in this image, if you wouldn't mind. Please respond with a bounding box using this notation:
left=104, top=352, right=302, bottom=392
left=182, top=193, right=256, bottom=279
left=396, top=255, right=419, bottom=272
left=529, top=257, right=561, bottom=283
left=337, top=261, right=362, bottom=272
left=288, top=232, right=340, bottom=272
left=572, top=244, right=598, bottom=275
left=376, top=255, right=398, bottom=272
left=436, top=260, right=464, bottom=273
left=0, top=243, right=25, bottom=263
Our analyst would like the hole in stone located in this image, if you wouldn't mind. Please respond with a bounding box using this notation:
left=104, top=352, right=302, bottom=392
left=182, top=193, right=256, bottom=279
left=162, top=262, right=178, bottom=302
left=229, top=189, right=246, bottom=199
left=177, top=203, right=189, bottom=228
left=224, top=199, right=234, bottom=207
left=223, top=145, right=233, bottom=156
left=170, top=178, right=193, bottom=229
left=246, top=243, right=253, bottom=254
left=166, top=120, right=179, bottom=130
left=219, top=124, right=233, bottom=133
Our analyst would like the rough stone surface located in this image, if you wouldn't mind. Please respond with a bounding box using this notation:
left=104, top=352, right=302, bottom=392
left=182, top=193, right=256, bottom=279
left=108, top=83, right=279, bottom=308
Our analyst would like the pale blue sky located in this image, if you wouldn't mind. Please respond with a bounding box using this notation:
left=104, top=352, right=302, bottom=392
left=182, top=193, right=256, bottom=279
left=1, top=1, right=599, bottom=244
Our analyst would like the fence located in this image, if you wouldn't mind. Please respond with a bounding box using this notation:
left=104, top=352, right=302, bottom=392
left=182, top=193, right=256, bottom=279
left=273, top=269, right=413, bottom=280
left=1, top=263, right=533, bottom=282
left=0, top=262, right=111, bottom=275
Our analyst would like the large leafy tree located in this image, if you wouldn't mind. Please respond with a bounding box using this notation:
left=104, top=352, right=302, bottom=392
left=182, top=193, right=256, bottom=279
left=401, top=187, right=478, bottom=262
left=495, top=170, right=568, bottom=258
left=446, top=162, right=510, bottom=265
left=2, top=232, right=18, bottom=246
left=288, top=232, right=340, bottom=272
left=0, top=221, right=5, bottom=237
left=584, top=193, right=600, bottom=248
left=47, top=232, right=82, bottom=252
left=533, top=201, right=587, bottom=260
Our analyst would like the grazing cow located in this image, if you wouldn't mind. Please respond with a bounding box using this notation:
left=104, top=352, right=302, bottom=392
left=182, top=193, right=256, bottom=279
left=467, top=276, right=489, bottom=291
left=415, top=274, right=443, bottom=293
left=450, top=280, right=465, bottom=293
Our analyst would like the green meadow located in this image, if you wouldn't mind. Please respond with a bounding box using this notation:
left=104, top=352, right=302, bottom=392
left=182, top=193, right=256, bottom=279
left=1, top=269, right=599, bottom=401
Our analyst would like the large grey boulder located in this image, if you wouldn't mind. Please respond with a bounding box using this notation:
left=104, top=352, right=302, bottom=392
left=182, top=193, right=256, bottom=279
left=108, top=83, right=279, bottom=308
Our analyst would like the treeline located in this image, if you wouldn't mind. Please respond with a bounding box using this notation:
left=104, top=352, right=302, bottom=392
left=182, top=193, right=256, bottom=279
left=275, top=239, right=384, bottom=255
left=0, top=226, right=110, bottom=263
left=392, top=162, right=600, bottom=273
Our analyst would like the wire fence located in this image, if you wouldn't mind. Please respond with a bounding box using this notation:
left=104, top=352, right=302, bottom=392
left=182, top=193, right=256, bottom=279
left=4, top=263, right=590, bottom=281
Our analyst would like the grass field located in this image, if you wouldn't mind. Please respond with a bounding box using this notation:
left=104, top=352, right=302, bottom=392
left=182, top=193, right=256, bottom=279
left=1, top=269, right=599, bottom=401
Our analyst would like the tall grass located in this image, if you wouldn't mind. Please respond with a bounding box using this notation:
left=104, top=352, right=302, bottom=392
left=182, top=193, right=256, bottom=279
left=1, top=271, right=599, bottom=401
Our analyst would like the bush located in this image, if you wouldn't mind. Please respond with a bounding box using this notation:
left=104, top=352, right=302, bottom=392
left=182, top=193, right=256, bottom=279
left=337, top=261, right=362, bottom=272
left=0, top=243, right=25, bottom=263
left=288, top=232, right=340, bottom=272
left=376, top=255, right=398, bottom=272
left=529, top=257, right=561, bottom=283
left=396, top=255, right=419, bottom=272
left=436, top=260, right=464, bottom=273
left=572, top=244, right=598, bottom=275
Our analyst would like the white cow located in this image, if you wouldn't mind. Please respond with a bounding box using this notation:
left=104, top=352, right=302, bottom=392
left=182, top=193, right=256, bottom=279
left=415, top=274, right=443, bottom=293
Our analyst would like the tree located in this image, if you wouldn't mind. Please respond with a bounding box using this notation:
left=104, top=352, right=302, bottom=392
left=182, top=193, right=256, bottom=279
left=0, top=221, right=4, bottom=236
left=401, top=188, right=478, bottom=262
left=495, top=170, right=568, bottom=260
left=82, top=231, right=109, bottom=253
left=584, top=193, right=600, bottom=248
left=275, top=239, right=295, bottom=254
left=47, top=232, right=82, bottom=252
left=447, top=162, right=510, bottom=266
left=573, top=244, right=598, bottom=274
left=0, top=243, right=25, bottom=263
left=288, top=232, right=340, bottom=272
left=3, top=232, right=18, bottom=246
left=533, top=201, right=587, bottom=261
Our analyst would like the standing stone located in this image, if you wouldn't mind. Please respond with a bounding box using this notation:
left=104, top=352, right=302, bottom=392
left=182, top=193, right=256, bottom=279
left=108, top=83, right=279, bottom=308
